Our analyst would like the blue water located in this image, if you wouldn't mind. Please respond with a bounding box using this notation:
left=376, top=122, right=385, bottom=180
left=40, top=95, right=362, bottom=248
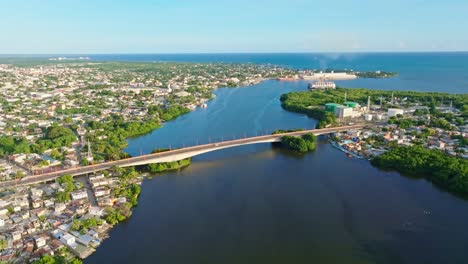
left=125, top=80, right=313, bottom=156
left=82, top=53, right=468, bottom=264
left=87, top=53, right=468, bottom=93
left=88, top=76, right=468, bottom=264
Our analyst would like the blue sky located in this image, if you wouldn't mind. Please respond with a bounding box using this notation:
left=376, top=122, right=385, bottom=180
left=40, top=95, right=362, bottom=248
left=1, top=0, right=468, bottom=53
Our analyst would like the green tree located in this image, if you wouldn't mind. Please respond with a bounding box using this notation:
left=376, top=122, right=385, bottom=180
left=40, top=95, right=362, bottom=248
left=55, top=191, right=70, bottom=203
left=0, top=239, right=7, bottom=250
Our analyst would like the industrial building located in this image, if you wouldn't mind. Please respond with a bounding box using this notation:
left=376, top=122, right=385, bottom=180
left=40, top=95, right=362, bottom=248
left=343, top=101, right=359, bottom=108
left=325, top=103, right=343, bottom=113
left=388, top=108, right=404, bottom=117
left=325, top=103, right=362, bottom=118
left=335, top=106, right=355, bottom=118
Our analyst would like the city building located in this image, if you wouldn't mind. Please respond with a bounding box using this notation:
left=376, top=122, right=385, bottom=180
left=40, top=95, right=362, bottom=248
left=70, top=190, right=88, bottom=201
left=388, top=108, right=405, bottom=117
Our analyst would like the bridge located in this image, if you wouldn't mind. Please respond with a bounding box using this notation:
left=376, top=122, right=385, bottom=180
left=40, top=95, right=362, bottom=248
left=0, top=125, right=364, bottom=188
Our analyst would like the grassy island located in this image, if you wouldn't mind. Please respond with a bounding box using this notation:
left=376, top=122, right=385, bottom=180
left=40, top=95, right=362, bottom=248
left=354, top=71, right=398, bottom=78
left=276, top=133, right=317, bottom=153
left=147, top=158, right=192, bottom=173
left=371, top=146, right=468, bottom=195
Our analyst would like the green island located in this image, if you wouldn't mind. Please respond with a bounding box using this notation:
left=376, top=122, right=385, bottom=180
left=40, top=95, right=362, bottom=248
left=354, top=71, right=397, bottom=78
left=147, top=158, right=192, bottom=173
left=142, top=148, right=192, bottom=173
left=271, top=129, right=304, bottom=134
left=275, top=133, right=317, bottom=153
left=371, top=146, right=468, bottom=195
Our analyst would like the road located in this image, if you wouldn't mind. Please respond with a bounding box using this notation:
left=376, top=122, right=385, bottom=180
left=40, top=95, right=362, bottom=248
left=0, top=125, right=365, bottom=188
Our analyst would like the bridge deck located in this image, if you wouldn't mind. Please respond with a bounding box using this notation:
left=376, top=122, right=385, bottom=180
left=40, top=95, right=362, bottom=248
left=0, top=125, right=364, bottom=188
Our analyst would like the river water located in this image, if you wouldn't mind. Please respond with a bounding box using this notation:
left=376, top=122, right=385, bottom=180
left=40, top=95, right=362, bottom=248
left=86, top=73, right=468, bottom=264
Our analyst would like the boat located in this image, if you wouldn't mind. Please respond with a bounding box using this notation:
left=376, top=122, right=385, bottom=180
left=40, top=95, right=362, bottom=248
left=308, top=80, right=336, bottom=90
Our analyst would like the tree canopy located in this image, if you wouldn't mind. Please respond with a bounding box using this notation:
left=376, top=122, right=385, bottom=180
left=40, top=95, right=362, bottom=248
left=372, top=146, right=468, bottom=195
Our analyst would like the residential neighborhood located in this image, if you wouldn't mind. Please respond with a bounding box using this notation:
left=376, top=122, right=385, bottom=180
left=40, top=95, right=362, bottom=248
left=0, top=167, right=141, bottom=263
left=0, top=61, right=291, bottom=181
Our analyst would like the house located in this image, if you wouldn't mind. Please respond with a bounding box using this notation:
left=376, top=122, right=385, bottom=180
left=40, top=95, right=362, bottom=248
left=97, top=197, right=114, bottom=207
left=70, top=190, right=88, bottom=201
left=34, top=237, right=46, bottom=248
left=55, top=203, right=66, bottom=213
left=11, top=230, right=22, bottom=241
left=88, top=206, right=104, bottom=217
left=59, top=233, right=77, bottom=248
left=90, top=179, right=109, bottom=188
left=44, top=200, right=54, bottom=207
left=31, top=198, right=42, bottom=209
left=76, top=234, right=94, bottom=246
left=94, top=187, right=110, bottom=198
left=30, top=188, right=43, bottom=197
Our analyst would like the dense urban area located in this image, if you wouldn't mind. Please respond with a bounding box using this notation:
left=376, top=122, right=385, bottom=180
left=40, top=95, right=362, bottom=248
left=0, top=60, right=466, bottom=263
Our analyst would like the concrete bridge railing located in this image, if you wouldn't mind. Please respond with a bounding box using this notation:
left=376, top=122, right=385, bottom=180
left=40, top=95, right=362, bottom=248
left=0, top=125, right=364, bottom=188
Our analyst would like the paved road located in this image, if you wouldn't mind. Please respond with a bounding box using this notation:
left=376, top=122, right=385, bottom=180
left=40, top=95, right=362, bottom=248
left=0, top=125, right=364, bottom=188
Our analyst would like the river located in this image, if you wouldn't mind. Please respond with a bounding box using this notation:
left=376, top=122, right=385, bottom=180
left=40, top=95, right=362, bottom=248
left=86, top=76, right=468, bottom=264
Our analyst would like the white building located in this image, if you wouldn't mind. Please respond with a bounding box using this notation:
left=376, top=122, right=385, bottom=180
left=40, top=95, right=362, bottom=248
left=94, top=188, right=110, bottom=197
left=0, top=209, right=8, bottom=216
left=335, top=106, right=355, bottom=118
left=55, top=203, right=66, bottom=213
left=11, top=230, right=22, bottom=241
left=88, top=206, right=105, bottom=217
left=388, top=108, right=404, bottom=117
left=30, top=188, right=43, bottom=197
left=43, top=200, right=54, bottom=207
left=70, top=190, right=88, bottom=201
left=35, top=237, right=46, bottom=248
left=60, top=233, right=77, bottom=248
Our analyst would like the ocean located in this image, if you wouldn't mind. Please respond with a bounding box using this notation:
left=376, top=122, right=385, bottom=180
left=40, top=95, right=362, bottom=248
left=87, top=52, right=468, bottom=93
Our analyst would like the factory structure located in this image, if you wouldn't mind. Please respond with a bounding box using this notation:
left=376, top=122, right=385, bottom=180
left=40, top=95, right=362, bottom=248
left=324, top=96, right=405, bottom=122
left=325, top=102, right=367, bottom=119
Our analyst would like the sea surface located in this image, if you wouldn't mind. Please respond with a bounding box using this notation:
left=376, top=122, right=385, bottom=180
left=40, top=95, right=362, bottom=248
left=85, top=53, right=467, bottom=264
left=84, top=52, right=468, bottom=93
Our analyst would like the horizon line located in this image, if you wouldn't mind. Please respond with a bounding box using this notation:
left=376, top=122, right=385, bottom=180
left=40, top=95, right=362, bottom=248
left=1, top=51, right=468, bottom=56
